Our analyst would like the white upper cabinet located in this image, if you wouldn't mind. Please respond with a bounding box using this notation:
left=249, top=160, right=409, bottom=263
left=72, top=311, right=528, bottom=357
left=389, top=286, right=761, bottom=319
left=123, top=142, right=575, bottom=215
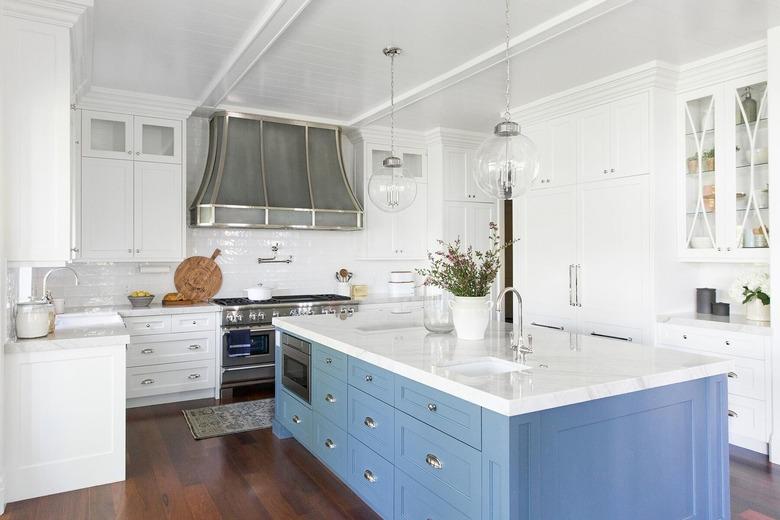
left=578, top=105, right=612, bottom=182
left=443, top=148, right=492, bottom=203
left=133, top=116, right=182, bottom=164
left=82, top=111, right=182, bottom=164
left=134, top=162, right=183, bottom=260
left=527, top=116, right=578, bottom=189
left=444, top=201, right=496, bottom=252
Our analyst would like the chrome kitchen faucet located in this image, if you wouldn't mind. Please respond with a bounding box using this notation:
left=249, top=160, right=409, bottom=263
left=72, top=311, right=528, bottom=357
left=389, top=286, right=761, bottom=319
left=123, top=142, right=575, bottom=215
left=495, top=287, right=533, bottom=364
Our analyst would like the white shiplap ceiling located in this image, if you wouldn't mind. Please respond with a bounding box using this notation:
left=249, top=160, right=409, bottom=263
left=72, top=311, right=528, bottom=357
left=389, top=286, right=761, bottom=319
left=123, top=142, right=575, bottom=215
left=81, top=0, right=780, bottom=130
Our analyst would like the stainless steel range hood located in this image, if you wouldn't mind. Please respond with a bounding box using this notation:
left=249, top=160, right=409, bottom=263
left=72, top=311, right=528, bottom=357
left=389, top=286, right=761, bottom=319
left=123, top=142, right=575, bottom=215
left=190, top=111, right=363, bottom=230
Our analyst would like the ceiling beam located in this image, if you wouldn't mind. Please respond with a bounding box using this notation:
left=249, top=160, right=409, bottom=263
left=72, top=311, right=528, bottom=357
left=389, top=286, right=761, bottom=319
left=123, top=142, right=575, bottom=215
left=198, top=0, right=311, bottom=109
left=347, top=0, right=634, bottom=128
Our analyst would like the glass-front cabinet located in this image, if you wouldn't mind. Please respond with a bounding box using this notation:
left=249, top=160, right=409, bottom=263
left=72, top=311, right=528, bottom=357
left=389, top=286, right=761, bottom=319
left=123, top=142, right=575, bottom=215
left=679, top=73, right=770, bottom=262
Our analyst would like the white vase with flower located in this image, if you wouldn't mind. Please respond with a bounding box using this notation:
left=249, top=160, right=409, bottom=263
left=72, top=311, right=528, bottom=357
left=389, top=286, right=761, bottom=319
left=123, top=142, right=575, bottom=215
left=729, top=270, right=771, bottom=322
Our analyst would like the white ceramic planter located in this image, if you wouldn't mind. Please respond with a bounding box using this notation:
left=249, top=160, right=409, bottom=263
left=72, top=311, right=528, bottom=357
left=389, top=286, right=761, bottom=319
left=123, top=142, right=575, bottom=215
left=449, top=295, right=493, bottom=340
left=745, top=299, right=771, bottom=322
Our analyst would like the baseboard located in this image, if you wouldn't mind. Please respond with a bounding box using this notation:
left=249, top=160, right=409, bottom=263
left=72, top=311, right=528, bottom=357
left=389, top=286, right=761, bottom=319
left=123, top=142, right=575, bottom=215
left=730, top=435, right=768, bottom=455
left=126, top=388, right=215, bottom=409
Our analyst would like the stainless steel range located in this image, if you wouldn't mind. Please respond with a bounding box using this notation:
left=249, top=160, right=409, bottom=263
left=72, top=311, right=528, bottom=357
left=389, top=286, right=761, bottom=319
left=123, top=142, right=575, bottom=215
left=212, top=294, right=357, bottom=394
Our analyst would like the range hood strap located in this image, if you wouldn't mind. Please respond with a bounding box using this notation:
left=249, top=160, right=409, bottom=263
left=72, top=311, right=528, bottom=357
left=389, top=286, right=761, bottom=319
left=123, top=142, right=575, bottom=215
left=192, top=117, right=218, bottom=208
left=304, top=126, right=315, bottom=226
left=210, top=114, right=230, bottom=205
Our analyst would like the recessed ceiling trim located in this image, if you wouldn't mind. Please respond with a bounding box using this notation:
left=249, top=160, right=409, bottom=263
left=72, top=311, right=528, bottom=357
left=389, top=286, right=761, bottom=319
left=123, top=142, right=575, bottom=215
left=199, top=0, right=312, bottom=109
left=346, top=0, right=635, bottom=128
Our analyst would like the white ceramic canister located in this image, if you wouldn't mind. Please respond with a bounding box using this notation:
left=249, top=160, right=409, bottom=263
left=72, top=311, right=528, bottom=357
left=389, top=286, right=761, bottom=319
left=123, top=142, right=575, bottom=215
left=449, top=295, right=493, bottom=340
left=245, top=283, right=273, bottom=301
left=389, top=271, right=415, bottom=283
left=15, top=300, right=54, bottom=339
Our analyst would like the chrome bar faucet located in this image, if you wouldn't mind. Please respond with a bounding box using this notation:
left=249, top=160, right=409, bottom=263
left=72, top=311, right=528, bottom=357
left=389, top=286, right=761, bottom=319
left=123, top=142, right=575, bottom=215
left=495, top=287, right=533, bottom=364
left=42, top=267, right=79, bottom=302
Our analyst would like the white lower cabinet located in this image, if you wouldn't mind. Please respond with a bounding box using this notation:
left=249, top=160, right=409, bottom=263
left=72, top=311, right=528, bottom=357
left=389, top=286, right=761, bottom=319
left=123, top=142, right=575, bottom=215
left=656, top=320, right=772, bottom=454
left=122, top=309, right=221, bottom=407
left=5, top=341, right=126, bottom=502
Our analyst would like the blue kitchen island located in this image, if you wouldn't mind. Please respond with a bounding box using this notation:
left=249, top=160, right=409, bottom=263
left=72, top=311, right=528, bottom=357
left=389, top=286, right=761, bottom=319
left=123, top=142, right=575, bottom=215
left=272, top=311, right=733, bottom=520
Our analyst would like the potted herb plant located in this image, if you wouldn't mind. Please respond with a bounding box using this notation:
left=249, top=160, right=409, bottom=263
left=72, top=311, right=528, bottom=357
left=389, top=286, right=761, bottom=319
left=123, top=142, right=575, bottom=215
left=687, top=153, right=699, bottom=174
left=702, top=149, right=715, bottom=172
left=729, top=270, right=771, bottom=322
left=417, top=222, right=513, bottom=340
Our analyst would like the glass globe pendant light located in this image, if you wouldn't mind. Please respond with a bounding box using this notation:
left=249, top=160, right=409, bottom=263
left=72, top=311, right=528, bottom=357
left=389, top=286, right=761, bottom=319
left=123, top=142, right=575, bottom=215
left=368, top=47, right=417, bottom=213
left=474, top=0, right=540, bottom=200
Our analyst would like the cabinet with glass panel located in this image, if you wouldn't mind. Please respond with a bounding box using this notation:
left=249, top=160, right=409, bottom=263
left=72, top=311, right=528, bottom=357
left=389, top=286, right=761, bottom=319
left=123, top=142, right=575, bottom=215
left=679, top=73, right=769, bottom=262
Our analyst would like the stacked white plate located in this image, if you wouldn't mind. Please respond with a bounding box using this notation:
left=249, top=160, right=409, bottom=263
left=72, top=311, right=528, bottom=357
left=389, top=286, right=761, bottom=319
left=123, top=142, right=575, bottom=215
left=388, top=271, right=415, bottom=296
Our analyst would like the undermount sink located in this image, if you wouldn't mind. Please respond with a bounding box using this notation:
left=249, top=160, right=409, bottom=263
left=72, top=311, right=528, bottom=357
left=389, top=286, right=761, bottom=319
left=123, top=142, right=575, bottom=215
left=436, top=357, right=530, bottom=377
left=55, top=312, right=123, bottom=330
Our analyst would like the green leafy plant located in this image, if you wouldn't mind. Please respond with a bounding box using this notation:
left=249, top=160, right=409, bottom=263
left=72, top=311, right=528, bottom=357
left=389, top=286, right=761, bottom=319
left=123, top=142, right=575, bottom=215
left=416, top=222, right=514, bottom=297
left=729, top=271, right=770, bottom=305
left=702, top=149, right=715, bottom=159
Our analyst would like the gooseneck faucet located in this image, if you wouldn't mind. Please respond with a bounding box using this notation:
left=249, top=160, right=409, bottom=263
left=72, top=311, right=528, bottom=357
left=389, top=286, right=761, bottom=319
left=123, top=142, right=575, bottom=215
left=42, top=267, right=79, bottom=302
left=495, top=287, right=533, bottom=364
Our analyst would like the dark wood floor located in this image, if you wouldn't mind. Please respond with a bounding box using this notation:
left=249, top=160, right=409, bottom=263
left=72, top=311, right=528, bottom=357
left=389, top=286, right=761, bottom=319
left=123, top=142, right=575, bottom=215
left=3, top=387, right=780, bottom=519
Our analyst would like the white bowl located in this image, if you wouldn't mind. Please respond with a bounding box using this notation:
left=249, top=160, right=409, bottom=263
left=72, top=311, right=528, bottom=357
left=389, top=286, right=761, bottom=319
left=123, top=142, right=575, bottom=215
left=689, top=237, right=712, bottom=249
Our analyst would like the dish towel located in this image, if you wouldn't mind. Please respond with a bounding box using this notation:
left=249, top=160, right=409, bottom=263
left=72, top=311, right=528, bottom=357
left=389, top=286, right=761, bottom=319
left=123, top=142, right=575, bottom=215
left=227, top=329, right=252, bottom=357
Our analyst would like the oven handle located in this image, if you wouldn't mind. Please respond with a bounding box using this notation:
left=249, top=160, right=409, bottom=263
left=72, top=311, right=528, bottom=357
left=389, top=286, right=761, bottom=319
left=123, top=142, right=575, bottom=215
left=222, top=363, right=275, bottom=373
left=223, top=326, right=275, bottom=333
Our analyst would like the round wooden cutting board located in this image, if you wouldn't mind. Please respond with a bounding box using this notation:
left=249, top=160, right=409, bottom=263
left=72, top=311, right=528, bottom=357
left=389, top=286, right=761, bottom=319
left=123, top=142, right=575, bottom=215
left=174, top=249, right=223, bottom=302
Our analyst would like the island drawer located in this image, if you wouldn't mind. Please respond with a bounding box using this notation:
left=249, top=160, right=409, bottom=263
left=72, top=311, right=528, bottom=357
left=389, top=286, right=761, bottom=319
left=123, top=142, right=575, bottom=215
left=170, top=312, right=217, bottom=333
left=312, top=343, right=348, bottom=381
left=395, top=468, right=470, bottom=520
left=312, top=369, right=348, bottom=426
left=656, top=323, right=765, bottom=360
left=312, top=413, right=348, bottom=480
left=395, top=376, right=481, bottom=449
left=127, top=332, right=212, bottom=367
left=347, top=436, right=394, bottom=519
left=124, top=315, right=171, bottom=336
left=278, top=389, right=313, bottom=449
left=394, top=410, right=481, bottom=519
left=348, top=386, right=394, bottom=461
left=127, top=359, right=214, bottom=398
left=348, top=358, right=394, bottom=405
left=728, top=394, right=768, bottom=442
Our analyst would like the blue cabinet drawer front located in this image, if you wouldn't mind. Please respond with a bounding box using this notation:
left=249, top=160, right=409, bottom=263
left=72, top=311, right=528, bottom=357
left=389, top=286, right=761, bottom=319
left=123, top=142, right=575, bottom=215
left=348, top=358, right=394, bottom=405
left=395, top=411, right=481, bottom=519
left=312, top=369, right=348, bottom=426
left=395, top=376, right=481, bottom=449
left=348, top=436, right=394, bottom=519
left=278, top=389, right=312, bottom=448
left=348, top=387, right=394, bottom=462
left=313, top=343, right=348, bottom=381
left=395, top=469, right=471, bottom=520
left=312, top=413, right=348, bottom=480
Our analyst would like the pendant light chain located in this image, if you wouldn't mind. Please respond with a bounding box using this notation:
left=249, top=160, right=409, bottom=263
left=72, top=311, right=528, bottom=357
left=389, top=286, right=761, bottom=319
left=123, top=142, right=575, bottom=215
left=390, top=50, right=396, bottom=156
left=503, top=0, right=511, bottom=121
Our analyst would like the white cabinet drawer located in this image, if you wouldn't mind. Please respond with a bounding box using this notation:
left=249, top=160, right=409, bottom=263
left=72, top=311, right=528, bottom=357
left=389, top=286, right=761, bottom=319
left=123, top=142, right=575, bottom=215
left=170, top=312, right=216, bottom=333
left=728, top=357, right=766, bottom=401
left=127, top=360, right=215, bottom=398
left=127, top=333, right=213, bottom=368
left=124, top=315, right=171, bottom=336
left=656, top=323, right=765, bottom=360
left=728, top=395, right=768, bottom=442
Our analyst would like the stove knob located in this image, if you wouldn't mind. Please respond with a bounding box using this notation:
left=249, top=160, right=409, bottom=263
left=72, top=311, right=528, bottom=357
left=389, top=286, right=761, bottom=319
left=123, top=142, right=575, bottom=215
left=248, top=312, right=257, bottom=321
left=348, top=307, right=355, bottom=316
left=235, top=314, right=243, bottom=322
left=272, top=311, right=279, bottom=318
left=258, top=312, right=265, bottom=321
left=289, top=309, right=297, bottom=316
left=226, top=314, right=236, bottom=323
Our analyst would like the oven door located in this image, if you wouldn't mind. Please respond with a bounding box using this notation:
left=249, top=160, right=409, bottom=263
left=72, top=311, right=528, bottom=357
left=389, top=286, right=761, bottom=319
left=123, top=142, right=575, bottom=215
left=281, top=343, right=311, bottom=403
left=222, top=326, right=275, bottom=367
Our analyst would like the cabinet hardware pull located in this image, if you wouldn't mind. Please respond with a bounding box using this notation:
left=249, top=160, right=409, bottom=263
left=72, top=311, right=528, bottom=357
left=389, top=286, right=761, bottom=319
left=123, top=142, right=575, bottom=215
left=324, top=438, right=336, bottom=449
left=136, top=249, right=140, bottom=254
left=603, top=169, right=607, bottom=174
left=727, top=372, right=738, bottom=379
left=610, top=168, right=615, bottom=173
left=188, top=374, right=201, bottom=380
left=725, top=341, right=731, bottom=346
left=145, top=323, right=151, bottom=328
left=141, top=379, right=154, bottom=385
left=427, top=403, right=437, bottom=412
left=192, top=320, right=197, bottom=325
left=363, top=469, right=377, bottom=483
left=728, top=410, right=738, bottom=418
left=71, top=247, right=80, bottom=253
left=364, top=416, right=377, bottom=429
left=136, top=151, right=141, bottom=156
left=531, top=322, right=564, bottom=331
left=575, top=264, right=582, bottom=307
left=568, top=264, right=575, bottom=306
left=590, top=332, right=632, bottom=342
left=141, top=348, right=154, bottom=354
left=292, top=415, right=301, bottom=424
left=425, top=453, right=443, bottom=470
left=682, top=334, right=688, bottom=340
left=127, top=150, right=132, bottom=155
left=324, top=357, right=333, bottom=364
left=188, top=345, right=200, bottom=350
left=325, top=393, right=336, bottom=403
left=364, top=374, right=373, bottom=382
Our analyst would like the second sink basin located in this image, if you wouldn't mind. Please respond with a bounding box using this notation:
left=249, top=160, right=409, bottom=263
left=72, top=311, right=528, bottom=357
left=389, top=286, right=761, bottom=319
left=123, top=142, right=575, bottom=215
left=436, top=357, right=530, bottom=377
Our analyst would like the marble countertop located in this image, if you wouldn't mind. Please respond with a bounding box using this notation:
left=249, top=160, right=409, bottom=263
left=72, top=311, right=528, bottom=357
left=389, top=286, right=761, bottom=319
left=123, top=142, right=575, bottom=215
left=67, top=302, right=221, bottom=317
left=353, top=295, right=424, bottom=305
left=6, top=312, right=129, bottom=353
left=273, top=310, right=733, bottom=416
left=658, top=312, right=772, bottom=336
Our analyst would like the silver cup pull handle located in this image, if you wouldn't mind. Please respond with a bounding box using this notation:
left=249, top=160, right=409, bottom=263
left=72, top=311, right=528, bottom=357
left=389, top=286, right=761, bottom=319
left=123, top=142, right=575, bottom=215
left=324, top=438, right=336, bottom=449
left=325, top=393, right=336, bottom=403
left=425, top=453, right=443, bottom=470
left=427, top=403, right=437, bottom=412
left=188, top=373, right=201, bottom=380
left=292, top=415, right=301, bottom=424
left=728, top=371, right=738, bottom=379
left=364, top=416, right=377, bottom=429
left=325, top=357, right=333, bottom=364
left=141, top=348, right=154, bottom=354
left=363, top=469, right=377, bottom=483
left=141, top=379, right=154, bottom=385
left=728, top=410, right=738, bottom=418
left=364, top=374, right=373, bottom=382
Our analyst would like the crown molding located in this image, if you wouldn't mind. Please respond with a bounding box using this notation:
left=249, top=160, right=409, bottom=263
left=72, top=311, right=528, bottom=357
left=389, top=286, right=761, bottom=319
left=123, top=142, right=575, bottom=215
left=2, top=0, right=91, bottom=27
left=512, top=60, right=678, bottom=125
left=76, top=86, right=198, bottom=120
left=344, top=125, right=427, bottom=148
left=677, top=39, right=766, bottom=92
left=424, top=127, right=487, bottom=147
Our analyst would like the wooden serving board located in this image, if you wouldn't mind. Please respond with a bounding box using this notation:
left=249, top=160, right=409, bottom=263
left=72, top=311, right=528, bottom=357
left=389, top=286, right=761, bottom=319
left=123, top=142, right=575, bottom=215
left=173, top=249, right=223, bottom=302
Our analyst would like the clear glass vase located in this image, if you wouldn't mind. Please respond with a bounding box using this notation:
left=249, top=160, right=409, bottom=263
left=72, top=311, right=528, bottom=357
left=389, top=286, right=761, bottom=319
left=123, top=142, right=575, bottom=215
left=423, top=286, right=454, bottom=334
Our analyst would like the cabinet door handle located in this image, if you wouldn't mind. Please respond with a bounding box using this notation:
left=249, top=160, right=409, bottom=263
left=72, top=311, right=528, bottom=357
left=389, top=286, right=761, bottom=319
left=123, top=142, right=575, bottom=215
left=590, top=332, right=633, bottom=342
left=188, top=373, right=201, bottom=380
left=188, top=344, right=201, bottom=350
left=725, top=341, right=731, bottom=346
left=727, top=371, right=738, bottom=379
left=145, top=323, right=151, bottom=328
left=324, top=393, right=336, bottom=404
left=427, top=403, right=437, bottom=412
left=71, top=247, right=80, bottom=253
left=364, top=374, right=373, bottom=382
left=364, top=416, right=377, bottom=429
left=575, top=264, right=582, bottom=307
left=425, top=453, right=443, bottom=470
left=728, top=410, right=738, bottom=418
left=531, top=322, right=565, bottom=331
left=568, top=264, right=576, bottom=306
left=136, top=151, right=141, bottom=156
left=610, top=168, right=615, bottom=173
left=141, top=348, right=154, bottom=354
left=324, top=357, right=333, bottom=364
left=324, top=438, right=336, bottom=449
left=291, top=415, right=301, bottom=424
left=127, top=150, right=132, bottom=155
left=363, top=469, right=377, bottom=483
left=140, top=378, right=154, bottom=385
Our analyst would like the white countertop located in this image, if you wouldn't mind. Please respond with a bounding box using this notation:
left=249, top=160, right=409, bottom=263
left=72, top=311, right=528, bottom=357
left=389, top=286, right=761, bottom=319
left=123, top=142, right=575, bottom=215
left=273, top=311, right=733, bottom=416
left=6, top=312, right=129, bottom=353
left=68, top=302, right=221, bottom=317
left=658, top=312, right=772, bottom=336
left=354, top=295, right=424, bottom=305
